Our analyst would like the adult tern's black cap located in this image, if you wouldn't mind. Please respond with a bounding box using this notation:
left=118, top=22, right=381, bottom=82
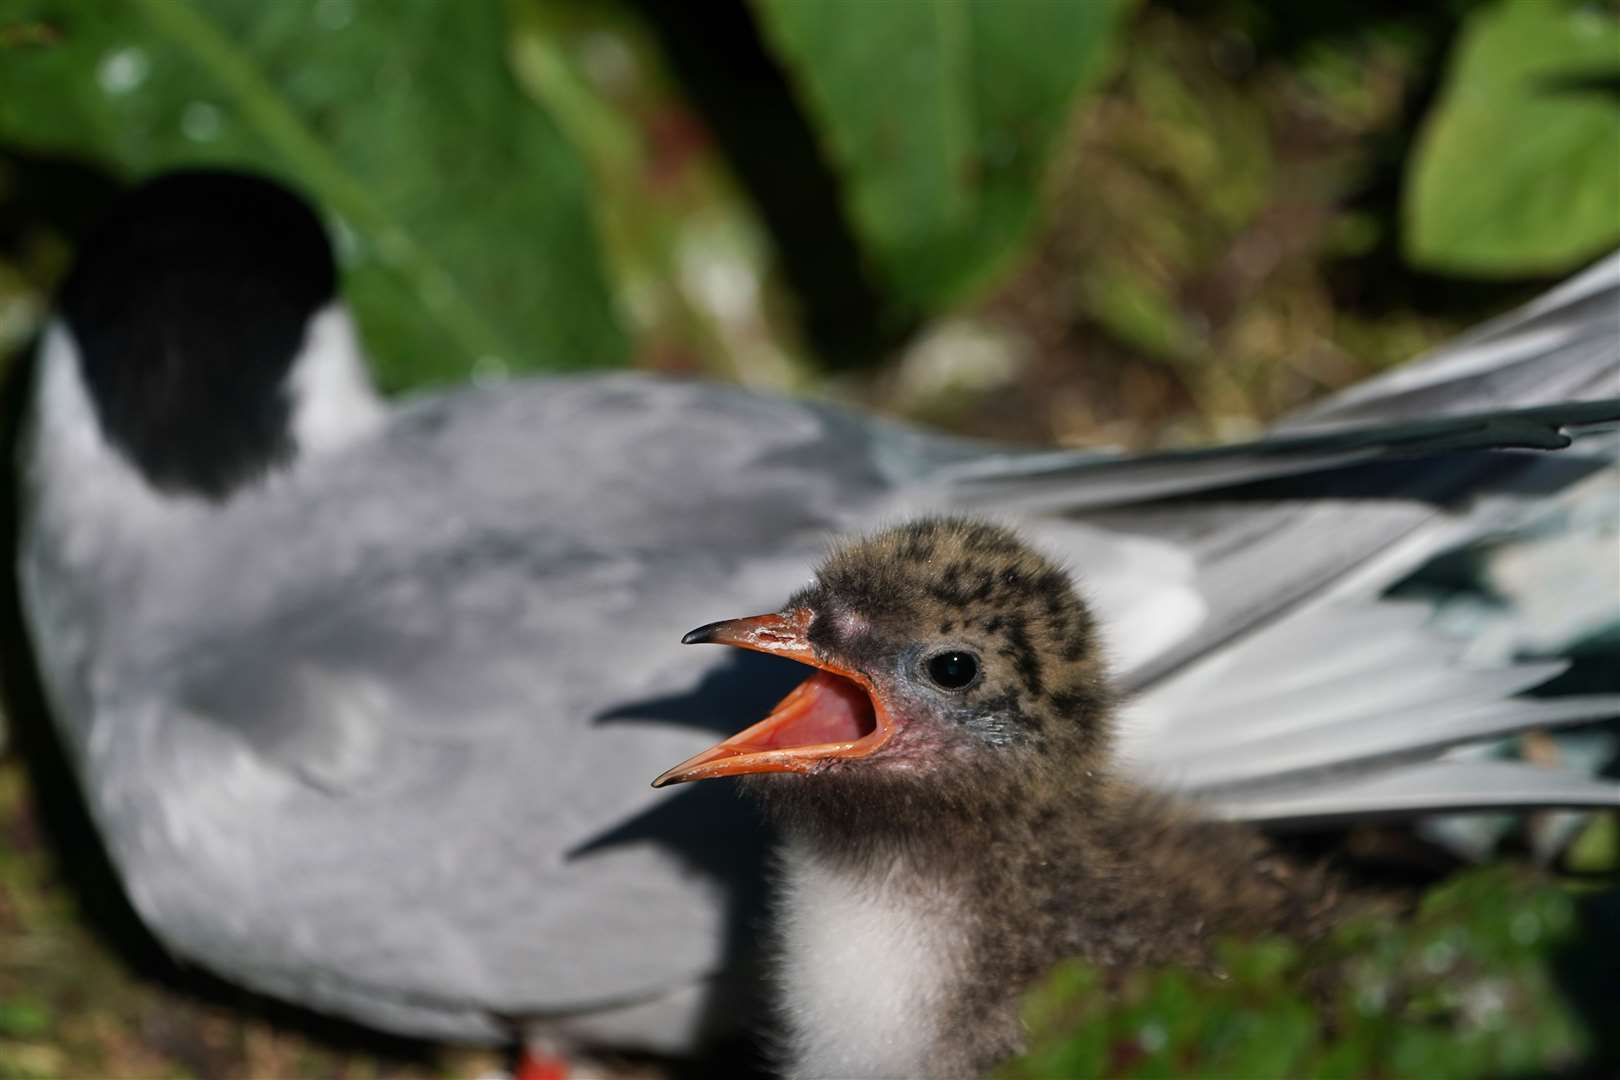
left=55, top=169, right=337, bottom=499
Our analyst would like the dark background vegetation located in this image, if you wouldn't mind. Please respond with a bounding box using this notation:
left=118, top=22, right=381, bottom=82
left=0, top=0, right=1616, bottom=1076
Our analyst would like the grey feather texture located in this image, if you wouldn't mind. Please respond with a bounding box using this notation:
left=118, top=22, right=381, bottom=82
left=16, top=177, right=1620, bottom=1053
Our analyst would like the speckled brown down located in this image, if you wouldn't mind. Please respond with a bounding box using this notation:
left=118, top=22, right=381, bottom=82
left=739, top=517, right=1348, bottom=1078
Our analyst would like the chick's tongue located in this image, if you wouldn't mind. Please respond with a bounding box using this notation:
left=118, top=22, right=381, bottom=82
left=756, top=670, right=876, bottom=748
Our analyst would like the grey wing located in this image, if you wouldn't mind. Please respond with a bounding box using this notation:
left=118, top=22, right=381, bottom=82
left=89, top=376, right=902, bottom=1045
left=1203, top=760, right=1620, bottom=827
left=929, top=256, right=1620, bottom=821
left=116, top=551, right=769, bottom=1040
left=941, top=399, right=1617, bottom=516
left=1117, top=594, right=1620, bottom=814
left=1120, top=429, right=1620, bottom=823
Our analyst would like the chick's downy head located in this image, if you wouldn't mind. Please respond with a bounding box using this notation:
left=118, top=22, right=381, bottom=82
left=654, top=517, right=1116, bottom=793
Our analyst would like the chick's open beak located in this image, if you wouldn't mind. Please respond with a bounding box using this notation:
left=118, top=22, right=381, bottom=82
left=652, top=609, right=892, bottom=787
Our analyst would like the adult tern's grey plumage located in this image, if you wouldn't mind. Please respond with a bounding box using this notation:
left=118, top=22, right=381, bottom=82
left=12, top=170, right=1620, bottom=1052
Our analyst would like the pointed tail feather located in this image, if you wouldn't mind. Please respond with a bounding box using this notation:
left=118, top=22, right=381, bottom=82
left=1148, top=694, right=1619, bottom=794
left=1291, top=252, right=1620, bottom=426
left=1205, top=760, right=1620, bottom=828
left=1157, top=663, right=1570, bottom=755
left=939, top=252, right=1620, bottom=516
left=1211, top=760, right=1620, bottom=827
left=943, top=399, right=1619, bottom=516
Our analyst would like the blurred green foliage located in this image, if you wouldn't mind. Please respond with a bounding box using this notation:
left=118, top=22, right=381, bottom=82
left=1406, top=0, right=1620, bottom=276
left=2, top=0, right=1612, bottom=405
left=1002, top=864, right=1620, bottom=1079
left=934, top=4, right=1464, bottom=444
left=753, top=0, right=1127, bottom=311
left=0, top=0, right=626, bottom=389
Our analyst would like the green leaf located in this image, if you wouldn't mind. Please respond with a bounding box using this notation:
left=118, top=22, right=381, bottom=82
left=1001, top=868, right=1613, bottom=1078
left=1568, top=811, right=1619, bottom=874
left=1404, top=0, right=1620, bottom=277
left=751, top=0, right=1128, bottom=311
left=1080, top=261, right=1201, bottom=363
left=0, top=0, right=626, bottom=389
left=0, top=998, right=50, bottom=1038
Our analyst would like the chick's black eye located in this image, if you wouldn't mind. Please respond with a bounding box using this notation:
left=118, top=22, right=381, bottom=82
left=926, top=650, right=979, bottom=690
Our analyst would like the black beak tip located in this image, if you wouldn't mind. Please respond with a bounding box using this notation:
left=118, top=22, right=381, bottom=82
left=681, top=622, right=722, bottom=646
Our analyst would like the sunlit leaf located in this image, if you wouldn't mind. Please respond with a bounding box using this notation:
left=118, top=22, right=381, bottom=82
left=1404, top=0, right=1620, bottom=277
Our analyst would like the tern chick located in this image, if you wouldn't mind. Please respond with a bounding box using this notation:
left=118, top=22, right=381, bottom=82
left=658, top=517, right=1357, bottom=1079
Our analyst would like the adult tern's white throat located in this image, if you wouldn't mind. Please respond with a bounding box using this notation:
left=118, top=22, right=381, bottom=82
left=12, top=170, right=1620, bottom=1055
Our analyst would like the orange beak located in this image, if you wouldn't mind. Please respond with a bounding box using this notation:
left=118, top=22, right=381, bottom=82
left=651, top=609, right=894, bottom=787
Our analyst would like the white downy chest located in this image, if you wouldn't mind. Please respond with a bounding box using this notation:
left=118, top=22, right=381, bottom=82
left=774, top=842, right=968, bottom=1079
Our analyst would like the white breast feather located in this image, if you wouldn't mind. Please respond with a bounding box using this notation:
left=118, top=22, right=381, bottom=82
left=775, top=841, right=964, bottom=1079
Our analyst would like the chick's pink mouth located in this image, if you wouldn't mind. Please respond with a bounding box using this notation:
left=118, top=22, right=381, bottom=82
left=651, top=611, right=892, bottom=786
left=749, top=670, right=877, bottom=749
